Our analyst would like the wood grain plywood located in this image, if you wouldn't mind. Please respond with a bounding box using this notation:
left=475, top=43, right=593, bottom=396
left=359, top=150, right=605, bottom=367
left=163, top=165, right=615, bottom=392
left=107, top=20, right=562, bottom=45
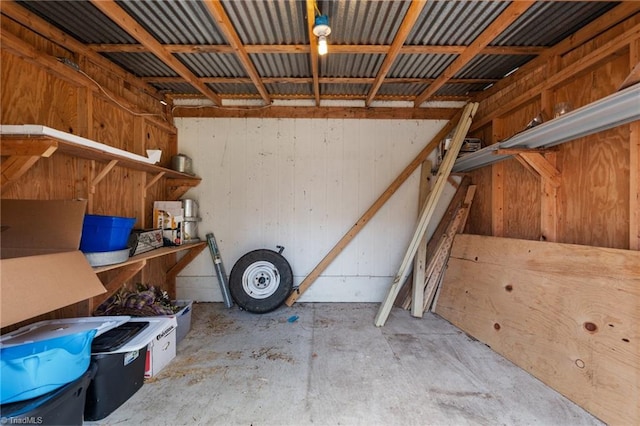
left=466, top=167, right=492, bottom=235
left=436, top=234, right=640, bottom=425
left=558, top=128, right=629, bottom=249
left=92, top=97, right=136, bottom=151
left=1, top=52, right=78, bottom=132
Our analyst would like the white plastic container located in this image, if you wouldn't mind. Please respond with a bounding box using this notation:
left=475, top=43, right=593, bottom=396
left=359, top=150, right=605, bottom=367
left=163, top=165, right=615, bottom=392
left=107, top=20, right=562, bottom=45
left=127, top=317, right=177, bottom=378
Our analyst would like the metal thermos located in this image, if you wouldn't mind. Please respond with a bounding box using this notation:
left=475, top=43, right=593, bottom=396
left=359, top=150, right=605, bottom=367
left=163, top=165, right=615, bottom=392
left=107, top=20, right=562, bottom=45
left=182, top=199, right=201, bottom=242
left=171, top=154, right=193, bottom=175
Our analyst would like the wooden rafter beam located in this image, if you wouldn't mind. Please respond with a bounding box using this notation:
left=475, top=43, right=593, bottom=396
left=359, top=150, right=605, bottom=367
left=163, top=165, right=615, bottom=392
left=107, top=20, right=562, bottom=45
left=89, top=43, right=546, bottom=56
left=366, top=0, right=427, bottom=106
left=144, top=76, right=497, bottom=85
left=203, top=0, right=271, bottom=105
left=173, top=105, right=458, bottom=120
left=170, top=93, right=469, bottom=103
left=475, top=1, right=640, bottom=103
left=306, top=0, right=321, bottom=106
left=89, top=0, right=222, bottom=106
left=471, top=19, right=640, bottom=132
left=414, top=1, right=535, bottom=106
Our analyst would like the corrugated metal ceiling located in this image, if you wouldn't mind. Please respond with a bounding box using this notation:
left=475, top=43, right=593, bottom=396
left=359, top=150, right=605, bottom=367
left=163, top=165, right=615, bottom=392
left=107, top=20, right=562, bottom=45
left=12, top=0, right=621, bottom=104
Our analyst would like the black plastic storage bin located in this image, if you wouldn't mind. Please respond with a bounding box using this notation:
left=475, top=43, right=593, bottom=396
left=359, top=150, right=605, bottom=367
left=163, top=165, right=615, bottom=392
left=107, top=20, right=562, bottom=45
left=84, top=321, right=149, bottom=421
left=0, top=363, right=96, bottom=426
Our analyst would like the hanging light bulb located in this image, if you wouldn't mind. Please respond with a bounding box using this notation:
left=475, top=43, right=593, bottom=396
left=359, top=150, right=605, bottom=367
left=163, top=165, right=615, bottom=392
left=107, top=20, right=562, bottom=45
left=313, top=14, right=331, bottom=56
left=317, top=35, right=328, bottom=56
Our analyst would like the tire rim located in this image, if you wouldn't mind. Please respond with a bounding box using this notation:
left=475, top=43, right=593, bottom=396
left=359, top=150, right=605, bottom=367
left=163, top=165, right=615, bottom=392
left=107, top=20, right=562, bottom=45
left=242, top=260, right=280, bottom=299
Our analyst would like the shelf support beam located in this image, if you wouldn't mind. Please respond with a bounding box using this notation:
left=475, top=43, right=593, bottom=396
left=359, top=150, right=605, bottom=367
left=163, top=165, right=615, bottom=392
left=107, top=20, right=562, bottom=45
left=515, top=152, right=562, bottom=188
left=1, top=138, right=59, bottom=192
left=145, top=172, right=166, bottom=194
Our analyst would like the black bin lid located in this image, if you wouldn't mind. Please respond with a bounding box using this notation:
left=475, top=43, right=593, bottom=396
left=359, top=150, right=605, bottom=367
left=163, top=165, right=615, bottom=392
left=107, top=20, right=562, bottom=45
left=91, top=321, right=149, bottom=353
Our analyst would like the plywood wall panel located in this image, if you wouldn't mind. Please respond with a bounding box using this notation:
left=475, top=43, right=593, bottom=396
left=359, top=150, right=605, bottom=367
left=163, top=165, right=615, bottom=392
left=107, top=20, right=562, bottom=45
left=558, top=129, right=629, bottom=249
left=92, top=97, right=136, bottom=151
left=91, top=167, right=138, bottom=218
left=81, top=58, right=163, bottom=118
left=503, top=157, right=541, bottom=240
left=436, top=234, right=640, bottom=425
left=467, top=167, right=493, bottom=235
left=1, top=52, right=78, bottom=132
left=145, top=121, right=173, bottom=167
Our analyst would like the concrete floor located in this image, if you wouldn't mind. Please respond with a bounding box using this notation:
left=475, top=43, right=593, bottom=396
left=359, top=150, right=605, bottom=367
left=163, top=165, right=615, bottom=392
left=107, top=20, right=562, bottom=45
left=90, top=303, right=602, bottom=426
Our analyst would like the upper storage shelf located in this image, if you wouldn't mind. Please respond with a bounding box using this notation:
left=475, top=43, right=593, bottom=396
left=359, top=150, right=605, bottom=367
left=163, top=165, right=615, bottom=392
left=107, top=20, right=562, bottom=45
left=0, top=124, right=200, bottom=195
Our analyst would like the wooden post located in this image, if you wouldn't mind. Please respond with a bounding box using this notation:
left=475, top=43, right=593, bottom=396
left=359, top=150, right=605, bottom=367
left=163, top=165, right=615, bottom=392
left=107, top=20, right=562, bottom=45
left=409, top=159, right=433, bottom=313
left=630, top=41, right=639, bottom=250
left=375, top=102, right=479, bottom=327
left=491, top=118, right=505, bottom=237
left=540, top=58, right=560, bottom=242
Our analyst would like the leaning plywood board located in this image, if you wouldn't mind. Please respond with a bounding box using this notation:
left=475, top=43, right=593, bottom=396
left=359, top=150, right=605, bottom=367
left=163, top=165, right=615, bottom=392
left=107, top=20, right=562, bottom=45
left=435, top=234, right=640, bottom=425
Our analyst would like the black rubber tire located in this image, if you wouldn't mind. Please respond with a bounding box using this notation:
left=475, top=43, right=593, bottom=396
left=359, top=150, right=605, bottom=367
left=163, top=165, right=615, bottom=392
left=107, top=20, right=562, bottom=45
left=228, top=249, right=293, bottom=313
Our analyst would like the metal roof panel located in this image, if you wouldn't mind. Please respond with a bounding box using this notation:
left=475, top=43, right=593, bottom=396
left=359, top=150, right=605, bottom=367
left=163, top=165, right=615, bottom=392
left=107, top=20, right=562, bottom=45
left=116, top=0, right=226, bottom=44
left=18, top=0, right=136, bottom=44
left=220, top=0, right=308, bottom=44
left=250, top=54, right=311, bottom=78
left=320, top=54, right=384, bottom=78
left=102, top=52, right=178, bottom=77
left=176, top=53, right=248, bottom=78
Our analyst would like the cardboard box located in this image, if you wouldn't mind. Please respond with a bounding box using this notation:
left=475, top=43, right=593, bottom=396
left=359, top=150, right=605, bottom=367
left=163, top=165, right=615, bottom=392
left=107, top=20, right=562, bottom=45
left=0, top=199, right=107, bottom=328
left=153, top=201, right=184, bottom=246
left=128, top=317, right=177, bottom=378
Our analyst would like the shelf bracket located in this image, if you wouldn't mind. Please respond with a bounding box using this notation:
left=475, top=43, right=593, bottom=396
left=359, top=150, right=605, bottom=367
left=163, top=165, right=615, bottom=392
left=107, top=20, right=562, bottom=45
left=166, top=243, right=207, bottom=279
left=90, top=159, right=119, bottom=193
left=1, top=138, right=58, bottom=192
left=515, top=152, right=562, bottom=187
left=166, top=178, right=199, bottom=200
left=144, top=171, right=166, bottom=196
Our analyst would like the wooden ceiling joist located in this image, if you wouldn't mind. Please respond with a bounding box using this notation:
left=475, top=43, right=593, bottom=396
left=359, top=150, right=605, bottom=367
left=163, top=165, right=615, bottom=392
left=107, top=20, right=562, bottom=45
left=365, top=0, right=427, bottom=107
left=143, top=76, right=498, bottom=86
left=203, top=0, right=271, bottom=105
left=475, top=1, right=640, bottom=103
left=89, top=0, right=222, bottom=106
left=88, top=43, right=546, bottom=56
left=414, top=1, right=535, bottom=107
left=173, top=105, right=458, bottom=120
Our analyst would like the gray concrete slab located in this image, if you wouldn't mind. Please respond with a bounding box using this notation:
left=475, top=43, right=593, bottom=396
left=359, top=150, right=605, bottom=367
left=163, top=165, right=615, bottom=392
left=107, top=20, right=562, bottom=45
left=88, top=303, right=603, bottom=426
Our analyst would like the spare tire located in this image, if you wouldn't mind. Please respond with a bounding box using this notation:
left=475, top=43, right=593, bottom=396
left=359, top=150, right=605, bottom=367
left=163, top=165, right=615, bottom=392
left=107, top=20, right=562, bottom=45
left=228, top=249, right=293, bottom=313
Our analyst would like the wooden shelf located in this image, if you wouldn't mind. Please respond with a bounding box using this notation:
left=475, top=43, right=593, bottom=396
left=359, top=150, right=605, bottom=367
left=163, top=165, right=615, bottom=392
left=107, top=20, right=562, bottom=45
left=90, top=241, right=208, bottom=311
left=93, top=241, right=207, bottom=273
left=0, top=125, right=201, bottom=191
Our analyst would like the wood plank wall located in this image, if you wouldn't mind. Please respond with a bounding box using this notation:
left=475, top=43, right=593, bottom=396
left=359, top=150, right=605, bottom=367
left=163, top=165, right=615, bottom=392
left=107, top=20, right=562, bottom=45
left=0, top=15, right=178, bottom=325
left=468, top=13, right=640, bottom=250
